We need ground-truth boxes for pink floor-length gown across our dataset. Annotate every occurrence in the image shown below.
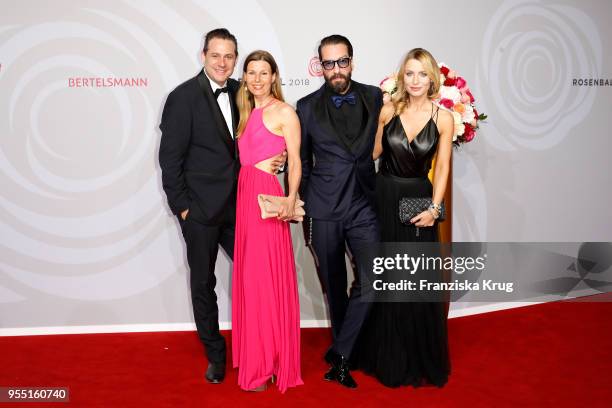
[232,104,303,393]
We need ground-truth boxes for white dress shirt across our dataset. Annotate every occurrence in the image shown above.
[205,70,234,139]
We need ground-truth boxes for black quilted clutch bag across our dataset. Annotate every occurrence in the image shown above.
[398,197,445,225]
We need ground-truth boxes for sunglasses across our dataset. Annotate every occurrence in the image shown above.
[320,57,351,70]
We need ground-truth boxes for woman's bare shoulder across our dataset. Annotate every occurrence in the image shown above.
[280,101,299,119]
[437,107,453,126]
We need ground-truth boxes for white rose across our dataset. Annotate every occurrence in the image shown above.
[440,85,461,104]
[381,76,397,94]
[451,111,464,138]
[454,122,465,137]
[462,105,475,123]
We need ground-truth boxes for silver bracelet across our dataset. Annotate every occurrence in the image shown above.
[427,207,439,220]
[429,202,442,212]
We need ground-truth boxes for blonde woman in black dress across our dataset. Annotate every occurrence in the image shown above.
[360,48,453,387]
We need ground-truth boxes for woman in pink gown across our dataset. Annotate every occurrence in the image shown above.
[232,50,303,393]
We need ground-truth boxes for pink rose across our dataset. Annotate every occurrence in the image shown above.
[464,123,475,142]
[439,98,454,109]
[465,89,475,103]
[456,77,467,89]
[460,92,471,104]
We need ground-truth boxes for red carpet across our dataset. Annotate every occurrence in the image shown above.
[1,300,611,407]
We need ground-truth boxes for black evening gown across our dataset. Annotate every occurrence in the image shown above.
[359,106,450,388]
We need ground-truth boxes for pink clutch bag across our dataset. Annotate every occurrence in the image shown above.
[257,194,305,222]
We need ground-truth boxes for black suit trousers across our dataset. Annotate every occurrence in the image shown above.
[179,208,235,364]
[311,194,379,358]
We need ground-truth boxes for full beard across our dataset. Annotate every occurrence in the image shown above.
[325,72,352,94]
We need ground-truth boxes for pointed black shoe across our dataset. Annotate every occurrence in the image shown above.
[324,347,334,364]
[324,350,357,389]
[205,361,226,384]
[326,346,358,370]
[324,365,338,381]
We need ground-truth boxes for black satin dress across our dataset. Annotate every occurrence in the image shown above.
[358,106,450,388]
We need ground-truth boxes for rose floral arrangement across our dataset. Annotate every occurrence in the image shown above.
[380,75,398,103]
[379,63,487,145]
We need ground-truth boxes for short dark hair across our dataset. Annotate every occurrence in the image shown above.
[203,28,238,56]
[317,34,353,61]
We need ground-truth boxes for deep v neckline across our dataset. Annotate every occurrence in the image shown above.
[397,115,433,145]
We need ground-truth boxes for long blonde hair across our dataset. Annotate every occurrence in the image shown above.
[236,50,284,137]
[392,48,441,115]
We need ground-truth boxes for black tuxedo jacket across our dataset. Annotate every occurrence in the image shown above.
[159,71,240,224]
[297,81,383,220]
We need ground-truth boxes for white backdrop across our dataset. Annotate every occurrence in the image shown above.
[1,0,611,334]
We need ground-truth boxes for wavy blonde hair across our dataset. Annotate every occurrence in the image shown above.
[236,50,284,137]
[392,48,441,115]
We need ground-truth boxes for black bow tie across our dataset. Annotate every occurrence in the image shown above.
[214,87,228,98]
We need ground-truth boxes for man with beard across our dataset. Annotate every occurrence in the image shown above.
[297,34,382,389]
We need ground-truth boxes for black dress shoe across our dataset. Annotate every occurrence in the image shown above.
[324,350,357,389]
[324,347,334,364]
[326,347,358,370]
[324,365,337,381]
[205,361,226,384]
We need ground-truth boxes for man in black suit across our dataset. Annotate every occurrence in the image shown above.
[159,28,238,384]
[159,28,284,384]
[297,35,382,388]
